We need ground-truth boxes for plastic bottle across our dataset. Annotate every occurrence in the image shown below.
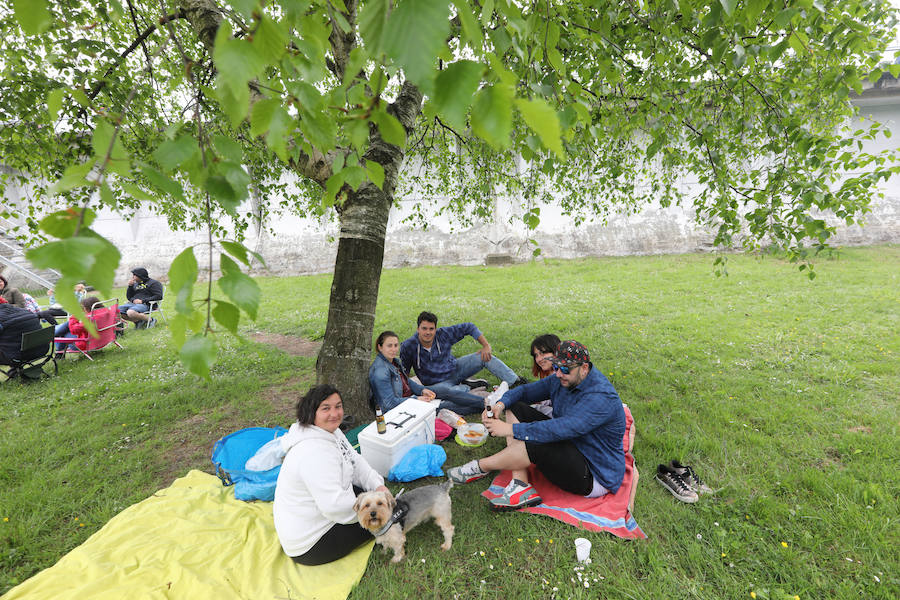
[485,381,509,418]
[375,406,387,434]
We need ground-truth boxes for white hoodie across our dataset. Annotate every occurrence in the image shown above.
[272,422,384,557]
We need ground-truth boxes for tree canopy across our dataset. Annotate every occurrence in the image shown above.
[1,0,897,411]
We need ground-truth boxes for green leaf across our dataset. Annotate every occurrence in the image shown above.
[359,0,391,56]
[773,7,800,29]
[216,78,250,128]
[168,247,198,315]
[382,0,449,88]
[39,208,97,239]
[153,135,199,172]
[141,165,184,201]
[213,135,243,163]
[471,84,513,149]
[253,15,288,64]
[119,183,154,203]
[371,109,407,147]
[733,45,746,69]
[212,300,241,335]
[745,0,769,24]
[46,88,64,119]
[719,0,735,17]
[92,119,130,176]
[218,255,261,319]
[48,162,93,195]
[13,0,51,35]
[452,0,481,49]
[366,161,385,189]
[213,21,266,95]
[230,0,257,20]
[433,60,484,130]
[220,240,251,266]
[481,0,495,28]
[205,175,241,215]
[515,97,564,158]
[180,334,216,379]
[250,98,278,138]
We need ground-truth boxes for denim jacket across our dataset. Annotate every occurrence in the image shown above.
[368,353,426,411]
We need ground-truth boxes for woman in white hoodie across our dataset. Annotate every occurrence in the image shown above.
[273,384,388,565]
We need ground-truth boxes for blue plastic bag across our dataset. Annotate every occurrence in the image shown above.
[211,427,287,501]
[387,444,447,482]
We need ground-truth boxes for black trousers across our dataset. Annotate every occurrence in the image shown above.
[290,486,373,566]
[509,403,594,496]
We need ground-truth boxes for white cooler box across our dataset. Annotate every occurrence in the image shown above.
[358,400,436,476]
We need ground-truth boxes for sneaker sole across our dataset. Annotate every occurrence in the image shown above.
[655,475,698,503]
[489,495,543,511]
[449,472,490,485]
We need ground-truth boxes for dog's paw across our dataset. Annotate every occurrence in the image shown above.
[440,541,452,551]
[390,553,405,563]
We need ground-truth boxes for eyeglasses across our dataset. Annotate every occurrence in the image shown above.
[552,363,581,374]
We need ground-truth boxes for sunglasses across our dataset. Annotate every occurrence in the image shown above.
[552,363,581,374]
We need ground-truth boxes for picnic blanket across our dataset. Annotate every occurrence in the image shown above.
[2,470,373,600]
[481,405,646,540]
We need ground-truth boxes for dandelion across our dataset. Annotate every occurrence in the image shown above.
[479,551,485,556]
[549,539,553,544]
[507,563,512,567]
[535,538,540,543]
[517,538,523,542]
[745,514,750,519]
[74,517,79,521]
[751,592,756,599]
[781,541,788,548]
[721,553,726,557]
[79,523,85,527]
[793,596,799,600]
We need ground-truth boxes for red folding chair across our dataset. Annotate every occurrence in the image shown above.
[53,299,124,360]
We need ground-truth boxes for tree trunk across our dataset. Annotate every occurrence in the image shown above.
[316,182,391,417]
[316,82,423,418]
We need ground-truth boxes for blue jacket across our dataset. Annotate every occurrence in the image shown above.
[502,365,626,493]
[399,322,482,385]
[368,353,426,411]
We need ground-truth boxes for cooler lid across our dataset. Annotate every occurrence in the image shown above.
[362,400,434,443]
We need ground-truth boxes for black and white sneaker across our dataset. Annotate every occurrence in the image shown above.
[655,464,698,503]
[147,317,158,329]
[670,460,712,495]
[463,378,489,390]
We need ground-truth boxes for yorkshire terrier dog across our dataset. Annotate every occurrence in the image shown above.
[354,480,454,563]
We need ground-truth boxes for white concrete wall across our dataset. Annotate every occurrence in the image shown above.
[3,92,899,286]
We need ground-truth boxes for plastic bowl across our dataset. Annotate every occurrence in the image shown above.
[455,423,489,447]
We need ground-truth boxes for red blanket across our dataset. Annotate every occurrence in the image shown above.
[481,405,646,540]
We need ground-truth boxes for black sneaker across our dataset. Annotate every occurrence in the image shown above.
[463,378,489,390]
[670,460,712,494]
[134,320,146,330]
[147,317,158,329]
[510,376,529,389]
[655,464,698,503]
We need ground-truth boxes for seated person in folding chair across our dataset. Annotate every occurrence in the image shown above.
[0,298,43,369]
[119,267,163,329]
[55,296,104,355]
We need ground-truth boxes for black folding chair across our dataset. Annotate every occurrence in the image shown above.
[0,326,58,381]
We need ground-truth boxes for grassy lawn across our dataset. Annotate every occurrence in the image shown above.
[1,245,898,599]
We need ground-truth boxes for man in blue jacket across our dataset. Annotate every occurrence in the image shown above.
[399,311,524,414]
[447,340,626,511]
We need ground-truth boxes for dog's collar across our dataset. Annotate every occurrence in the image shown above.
[373,498,409,536]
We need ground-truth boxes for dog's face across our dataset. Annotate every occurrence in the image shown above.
[353,490,395,533]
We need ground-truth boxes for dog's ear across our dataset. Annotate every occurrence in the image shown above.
[352,495,364,514]
[383,490,395,509]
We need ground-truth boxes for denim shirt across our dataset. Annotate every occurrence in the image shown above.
[368,353,425,412]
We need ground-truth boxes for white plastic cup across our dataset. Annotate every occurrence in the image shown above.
[574,537,592,563]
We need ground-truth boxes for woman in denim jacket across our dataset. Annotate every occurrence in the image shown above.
[368,330,436,412]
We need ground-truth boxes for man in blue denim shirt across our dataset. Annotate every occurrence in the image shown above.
[399,311,524,414]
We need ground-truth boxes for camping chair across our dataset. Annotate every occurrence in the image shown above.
[0,325,58,381]
[54,299,124,361]
[146,285,167,325]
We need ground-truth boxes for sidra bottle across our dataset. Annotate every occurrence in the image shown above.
[374,406,387,434]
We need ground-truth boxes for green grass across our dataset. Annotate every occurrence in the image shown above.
[2,245,898,599]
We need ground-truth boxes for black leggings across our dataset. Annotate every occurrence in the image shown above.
[510,403,594,496]
[290,487,373,566]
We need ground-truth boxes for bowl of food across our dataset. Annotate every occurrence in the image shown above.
[455,423,489,447]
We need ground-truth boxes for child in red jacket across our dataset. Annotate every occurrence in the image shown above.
[55,296,104,353]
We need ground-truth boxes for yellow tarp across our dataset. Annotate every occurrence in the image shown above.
[2,470,373,600]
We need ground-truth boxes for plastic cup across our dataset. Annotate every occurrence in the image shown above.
[574,537,591,563]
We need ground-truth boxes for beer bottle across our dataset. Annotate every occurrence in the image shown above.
[375,406,387,434]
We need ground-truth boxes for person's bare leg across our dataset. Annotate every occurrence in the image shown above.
[127,309,150,324]
[478,409,531,484]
